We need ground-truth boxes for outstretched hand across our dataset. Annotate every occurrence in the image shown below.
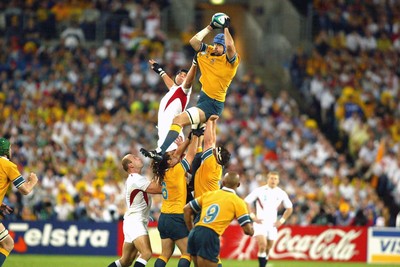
[192,123,205,137]
[0,203,14,216]
[223,16,230,28]
[149,59,165,76]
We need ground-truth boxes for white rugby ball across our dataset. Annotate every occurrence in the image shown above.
[211,13,228,29]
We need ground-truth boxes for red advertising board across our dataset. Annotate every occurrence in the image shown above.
[220,224,368,262]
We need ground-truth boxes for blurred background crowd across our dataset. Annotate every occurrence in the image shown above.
[0,0,399,227]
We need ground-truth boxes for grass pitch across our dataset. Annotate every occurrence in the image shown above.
[4,255,399,267]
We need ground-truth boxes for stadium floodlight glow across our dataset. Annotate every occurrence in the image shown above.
[210,0,225,5]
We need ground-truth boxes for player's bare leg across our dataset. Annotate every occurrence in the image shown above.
[197,256,218,267]
[132,235,152,267]
[154,238,174,267]
[175,237,191,267]
[107,241,138,267]
[264,239,274,266]
[191,255,198,267]
[0,223,13,267]
[256,235,268,267]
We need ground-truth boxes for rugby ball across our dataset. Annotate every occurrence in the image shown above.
[211,13,228,29]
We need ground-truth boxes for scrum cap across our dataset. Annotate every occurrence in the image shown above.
[213,33,226,53]
[0,137,10,157]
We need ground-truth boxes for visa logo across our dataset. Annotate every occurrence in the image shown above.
[380,239,400,253]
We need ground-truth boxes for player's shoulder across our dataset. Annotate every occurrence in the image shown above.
[275,186,289,196]
[0,157,16,167]
[128,173,147,183]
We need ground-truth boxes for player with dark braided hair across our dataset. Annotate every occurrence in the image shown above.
[150,131,200,267]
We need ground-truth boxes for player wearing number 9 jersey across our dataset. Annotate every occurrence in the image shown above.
[183,172,254,267]
[151,134,199,267]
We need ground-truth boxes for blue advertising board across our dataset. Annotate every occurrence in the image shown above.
[3,221,118,255]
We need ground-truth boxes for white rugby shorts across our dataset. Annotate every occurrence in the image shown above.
[253,222,278,240]
[123,215,149,243]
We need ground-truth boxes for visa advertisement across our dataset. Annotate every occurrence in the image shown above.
[3,221,118,255]
[368,227,400,264]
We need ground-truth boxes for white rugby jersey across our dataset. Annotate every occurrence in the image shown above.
[124,173,152,219]
[244,185,293,226]
[157,84,191,151]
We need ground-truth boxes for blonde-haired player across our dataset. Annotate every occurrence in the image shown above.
[141,13,239,162]
[107,153,162,267]
[244,171,293,267]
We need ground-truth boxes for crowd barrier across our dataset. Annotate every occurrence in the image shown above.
[3,221,399,264]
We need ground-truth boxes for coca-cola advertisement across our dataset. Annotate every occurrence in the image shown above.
[220,225,368,262]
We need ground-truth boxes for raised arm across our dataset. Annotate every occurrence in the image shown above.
[203,115,218,150]
[190,25,213,52]
[184,134,199,165]
[224,27,237,61]
[182,61,197,89]
[149,59,174,89]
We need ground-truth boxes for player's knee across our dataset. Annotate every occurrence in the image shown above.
[0,231,14,252]
[266,246,273,254]
[140,249,153,261]
[258,246,267,253]
[185,107,201,125]
[4,240,14,253]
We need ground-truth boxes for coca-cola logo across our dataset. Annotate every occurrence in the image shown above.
[271,228,362,261]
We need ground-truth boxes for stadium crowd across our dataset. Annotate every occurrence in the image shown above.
[0,0,398,227]
[290,0,400,224]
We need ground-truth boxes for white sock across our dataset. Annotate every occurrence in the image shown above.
[258,252,267,258]
[136,258,147,266]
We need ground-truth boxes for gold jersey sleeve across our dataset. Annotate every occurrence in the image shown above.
[0,157,24,203]
[197,45,240,102]
[194,189,251,236]
[160,159,190,214]
[194,148,222,199]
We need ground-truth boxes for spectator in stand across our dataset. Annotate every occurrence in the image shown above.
[334,202,354,226]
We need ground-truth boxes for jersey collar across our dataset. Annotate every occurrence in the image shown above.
[221,187,236,194]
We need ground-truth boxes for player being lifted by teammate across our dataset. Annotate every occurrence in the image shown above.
[141,13,239,162]
[149,59,197,152]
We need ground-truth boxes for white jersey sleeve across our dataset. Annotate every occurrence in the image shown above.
[281,188,293,209]
[244,187,261,204]
[124,173,152,218]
